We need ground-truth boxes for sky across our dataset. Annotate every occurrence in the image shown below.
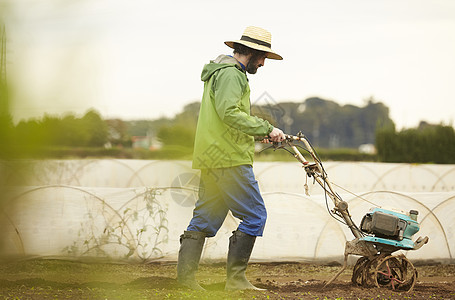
[2,0,455,129]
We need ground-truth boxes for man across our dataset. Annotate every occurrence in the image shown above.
[177,26,286,291]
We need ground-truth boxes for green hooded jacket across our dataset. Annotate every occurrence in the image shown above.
[192,55,274,169]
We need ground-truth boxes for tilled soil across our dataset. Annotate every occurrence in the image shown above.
[0,259,453,299]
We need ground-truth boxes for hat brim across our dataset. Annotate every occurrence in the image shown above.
[225,40,283,60]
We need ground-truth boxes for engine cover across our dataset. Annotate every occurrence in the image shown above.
[360,208,418,241]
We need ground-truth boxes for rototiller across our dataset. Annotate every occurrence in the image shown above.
[260,132,429,292]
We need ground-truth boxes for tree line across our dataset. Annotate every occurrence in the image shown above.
[251,96,394,148]
[1,109,108,158]
[1,98,454,163]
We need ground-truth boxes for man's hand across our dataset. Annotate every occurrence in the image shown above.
[268,127,286,142]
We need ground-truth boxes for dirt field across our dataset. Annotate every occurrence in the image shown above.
[0,258,453,299]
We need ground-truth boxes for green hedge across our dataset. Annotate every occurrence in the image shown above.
[3,145,376,162]
[376,124,455,164]
[255,147,376,162]
[3,145,193,160]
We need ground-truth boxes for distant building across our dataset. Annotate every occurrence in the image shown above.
[132,134,162,150]
[358,143,376,154]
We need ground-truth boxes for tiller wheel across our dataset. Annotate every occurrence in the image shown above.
[352,254,417,292]
[374,254,417,291]
[351,256,369,285]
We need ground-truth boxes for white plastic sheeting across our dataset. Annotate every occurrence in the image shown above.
[2,160,455,193]
[1,160,454,263]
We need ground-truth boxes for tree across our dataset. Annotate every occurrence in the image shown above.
[106,118,131,147]
[81,109,109,147]
[157,124,195,148]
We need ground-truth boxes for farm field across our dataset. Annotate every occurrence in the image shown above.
[0,258,453,299]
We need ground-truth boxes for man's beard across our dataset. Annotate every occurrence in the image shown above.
[246,60,259,74]
[246,54,262,74]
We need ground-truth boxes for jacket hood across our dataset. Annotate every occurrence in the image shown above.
[201,55,244,82]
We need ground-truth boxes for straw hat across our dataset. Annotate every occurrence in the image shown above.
[225,26,283,60]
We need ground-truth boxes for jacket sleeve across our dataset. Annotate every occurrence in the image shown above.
[212,67,274,136]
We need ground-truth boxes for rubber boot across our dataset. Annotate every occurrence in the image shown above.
[177,230,206,290]
[225,230,266,290]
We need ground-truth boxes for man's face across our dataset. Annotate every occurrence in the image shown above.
[246,53,267,74]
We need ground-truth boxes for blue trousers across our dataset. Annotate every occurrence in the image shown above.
[187,165,267,237]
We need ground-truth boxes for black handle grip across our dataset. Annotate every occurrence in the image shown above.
[254,136,271,141]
